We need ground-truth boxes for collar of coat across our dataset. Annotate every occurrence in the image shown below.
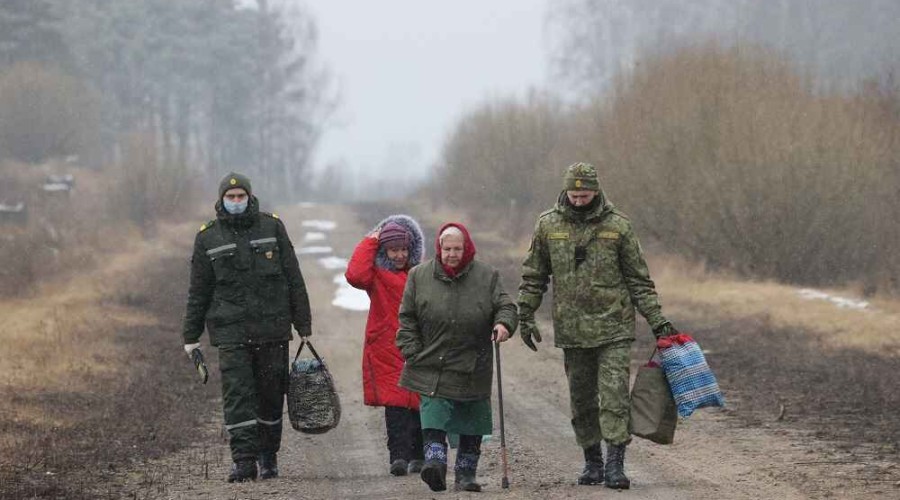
[554,189,614,222]
[430,258,474,282]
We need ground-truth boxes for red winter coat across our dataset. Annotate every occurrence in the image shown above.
[345,216,424,409]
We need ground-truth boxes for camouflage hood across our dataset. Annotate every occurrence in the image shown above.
[554,189,613,222]
[372,214,425,271]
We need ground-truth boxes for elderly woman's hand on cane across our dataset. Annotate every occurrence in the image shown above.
[492,324,510,343]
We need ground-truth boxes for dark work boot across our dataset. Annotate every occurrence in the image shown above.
[259,453,278,480]
[420,442,448,492]
[604,444,631,490]
[227,458,258,483]
[577,443,604,485]
[390,458,409,476]
[453,452,482,492]
[407,459,424,474]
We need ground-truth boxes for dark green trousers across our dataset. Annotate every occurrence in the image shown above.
[218,341,289,461]
[563,341,632,448]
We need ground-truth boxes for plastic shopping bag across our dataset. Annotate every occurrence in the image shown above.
[657,333,725,418]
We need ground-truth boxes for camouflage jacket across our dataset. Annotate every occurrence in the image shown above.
[517,190,668,348]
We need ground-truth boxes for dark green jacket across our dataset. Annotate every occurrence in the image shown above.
[396,259,517,401]
[518,190,668,348]
[181,198,311,346]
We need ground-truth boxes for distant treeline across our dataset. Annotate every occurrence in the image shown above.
[0,0,330,202]
[432,43,900,294]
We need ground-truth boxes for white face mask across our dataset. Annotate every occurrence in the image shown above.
[223,198,248,214]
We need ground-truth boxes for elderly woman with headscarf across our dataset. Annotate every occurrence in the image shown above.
[396,222,518,493]
[345,215,427,476]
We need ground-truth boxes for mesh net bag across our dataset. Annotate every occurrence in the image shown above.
[287,340,341,434]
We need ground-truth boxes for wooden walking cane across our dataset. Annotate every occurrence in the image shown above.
[494,339,510,488]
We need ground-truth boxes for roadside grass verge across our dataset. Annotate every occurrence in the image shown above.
[0,222,219,499]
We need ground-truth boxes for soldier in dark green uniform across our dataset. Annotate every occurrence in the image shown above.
[517,163,678,490]
[181,172,312,483]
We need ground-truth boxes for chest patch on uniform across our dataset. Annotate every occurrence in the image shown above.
[548,232,570,240]
[265,251,274,259]
[598,231,620,240]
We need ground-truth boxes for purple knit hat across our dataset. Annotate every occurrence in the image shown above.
[379,221,410,249]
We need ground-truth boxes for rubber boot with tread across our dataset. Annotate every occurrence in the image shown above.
[390,459,409,476]
[421,441,448,492]
[227,459,258,483]
[454,452,482,492]
[259,454,278,480]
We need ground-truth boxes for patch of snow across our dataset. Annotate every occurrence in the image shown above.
[303,232,326,242]
[332,273,369,311]
[798,288,869,310]
[302,220,337,231]
[0,202,24,212]
[318,256,348,270]
[297,246,333,255]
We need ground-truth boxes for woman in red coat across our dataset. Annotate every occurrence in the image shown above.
[345,214,426,476]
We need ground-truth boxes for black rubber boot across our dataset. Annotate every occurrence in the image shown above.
[259,453,278,480]
[227,458,258,483]
[390,458,409,476]
[604,444,631,490]
[421,441,448,492]
[407,459,424,474]
[454,452,482,492]
[577,443,604,485]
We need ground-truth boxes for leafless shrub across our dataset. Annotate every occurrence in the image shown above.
[109,133,196,235]
[597,42,900,291]
[435,43,900,293]
[437,93,573,237]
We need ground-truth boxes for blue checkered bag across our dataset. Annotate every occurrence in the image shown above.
[657,334,724,417]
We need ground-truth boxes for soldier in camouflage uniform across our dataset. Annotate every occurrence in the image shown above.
[182,173,312,483]
[517,163,678,490]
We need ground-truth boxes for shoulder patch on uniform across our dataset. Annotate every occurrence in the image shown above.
[598,231,620,240]
[199,220,215,232]
[548,232,570,240]
[260,211,280,220]
[609,208,631,221]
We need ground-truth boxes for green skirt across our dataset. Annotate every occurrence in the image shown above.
[419,395,492,436]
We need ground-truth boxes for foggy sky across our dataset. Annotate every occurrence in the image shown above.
[308,1,547,187]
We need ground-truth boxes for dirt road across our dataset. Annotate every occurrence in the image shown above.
[113,203,892,500]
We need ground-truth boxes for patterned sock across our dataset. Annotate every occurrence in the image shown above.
[424,442,447,464]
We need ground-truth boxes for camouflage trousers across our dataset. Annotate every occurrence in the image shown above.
[563,341,632,448]
[218,342,289,461]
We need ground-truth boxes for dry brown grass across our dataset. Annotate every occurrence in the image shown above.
[0,213,212,499]
[648,253,900,356]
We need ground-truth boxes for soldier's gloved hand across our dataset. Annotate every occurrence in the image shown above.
[653,322,678,339]
[184,342,201,358]
[294,326,312,339]
[519,316,542,352]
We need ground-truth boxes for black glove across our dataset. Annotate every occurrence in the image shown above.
[653,322,678,339]
[190,347,209,384]
[519,316,542,352]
